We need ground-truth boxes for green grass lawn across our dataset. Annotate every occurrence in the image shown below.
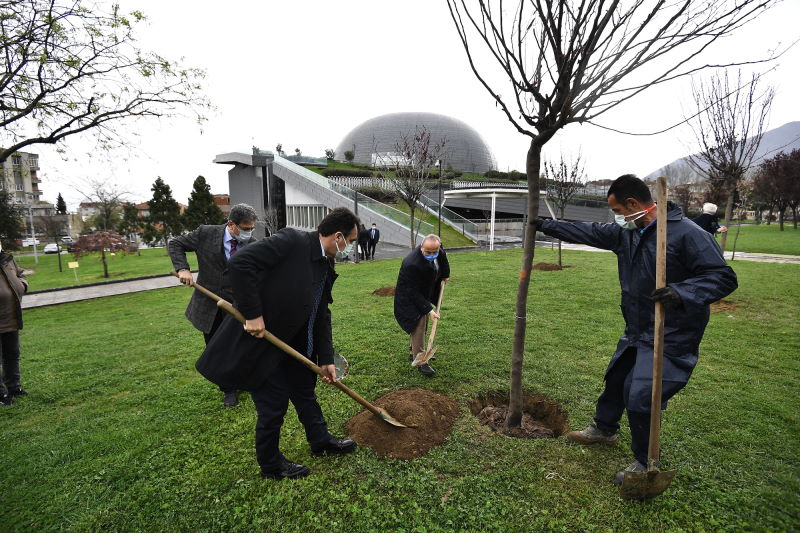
[390,200,476,247]
[723,223,800,255]
[2,248,798,531]
[15,248,195,291]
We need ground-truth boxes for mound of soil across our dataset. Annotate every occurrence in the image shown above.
[345,389,460,459]
[372,286,396,297]
[711,299,738,313]
[468,390,568,439]
[533,262,563,271]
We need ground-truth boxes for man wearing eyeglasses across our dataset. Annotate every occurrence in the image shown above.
[169,203,259,407]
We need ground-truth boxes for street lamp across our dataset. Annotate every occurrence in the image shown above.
[436,160,443,237]
[25,193,38,265]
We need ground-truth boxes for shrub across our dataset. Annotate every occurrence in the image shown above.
[355,186,398,203]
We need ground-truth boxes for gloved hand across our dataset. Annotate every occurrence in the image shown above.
[529,217,545,231]
[651,287,683,311]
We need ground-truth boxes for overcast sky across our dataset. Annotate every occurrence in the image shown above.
[38,0,800,210]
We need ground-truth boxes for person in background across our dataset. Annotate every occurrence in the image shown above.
[692,202,727,236]
[0,242,29,406]
[169,203,258,407]
[393,234,450,376]
[367,223,380,260]
[357,224,369,261]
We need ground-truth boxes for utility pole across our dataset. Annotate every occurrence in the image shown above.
[26,194,38,264]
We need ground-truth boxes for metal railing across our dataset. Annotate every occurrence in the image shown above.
[417,193,479,241]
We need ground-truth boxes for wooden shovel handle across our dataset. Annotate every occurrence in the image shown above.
[425,280,446,349]
[648,177,668,469]
[170,271,388,420]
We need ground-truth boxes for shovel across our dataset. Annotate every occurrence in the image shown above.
[411,280,446,367]
[619,176,677,500]
[172,272,411,428]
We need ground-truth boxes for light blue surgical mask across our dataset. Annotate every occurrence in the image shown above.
[335,234,353,259]
[235,230,253,241]
[423,252,439,261]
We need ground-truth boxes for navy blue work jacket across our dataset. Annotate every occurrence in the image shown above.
[541,202,737,412]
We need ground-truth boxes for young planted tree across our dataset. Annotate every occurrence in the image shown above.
[143,177,182,246]
[387,126,447,247]
[687,70,774,250]
[72,230,133,279]
[446,0,779,428]
[75,180,126,231]
[55,193,68,215]
[0,189,25,250]
[0,0,209,164]
[36,215,68,271]
[544,153,585,267]
[183,176,225,230]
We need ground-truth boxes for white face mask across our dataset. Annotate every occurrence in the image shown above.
[613,205,653,230]
[335,234,353,259]
[235,230,252,242]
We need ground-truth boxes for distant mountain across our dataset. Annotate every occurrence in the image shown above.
[644,121,800,183]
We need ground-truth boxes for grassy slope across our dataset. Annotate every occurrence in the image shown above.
[723,223,800,255]
[1,248,798,531]
[15,248,196,291]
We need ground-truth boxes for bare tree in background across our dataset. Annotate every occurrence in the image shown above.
[36,214,68,271]
[544,153,585,267]
[386,126,447,248]
[75,180,127,231]
[446,0,779,428]
[0,0,209,164]
[263,208,280,237]
[688,70,774,250]
[658,161,700,215]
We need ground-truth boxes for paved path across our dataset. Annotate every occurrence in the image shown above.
[20,243,798,310]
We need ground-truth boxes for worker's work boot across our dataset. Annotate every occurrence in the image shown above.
[565,423,619,445]
[612,460,647,486]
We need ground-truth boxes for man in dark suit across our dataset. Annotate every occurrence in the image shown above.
[169,203,258,407]
[394,234,450,376]
[367,223,380,259]
[357,224,369,261]
[199,207,359,480]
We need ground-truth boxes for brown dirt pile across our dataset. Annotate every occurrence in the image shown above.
[533,262,563,271]
[711,299,738,312]
[345,389,460,459]
[372,286,396,297]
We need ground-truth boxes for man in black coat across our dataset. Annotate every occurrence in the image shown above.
[198,207,360,480]
[357,224,369,261]
[169,203,257,407]
[531,174,737,485]
[367,223,380,259]
[394,234,450,376]
[692,202,727,236]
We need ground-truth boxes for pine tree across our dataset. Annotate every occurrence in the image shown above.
[56,193,68,214]
[183,176,225,230]
[143,177,183,245]
[0,190,26,250]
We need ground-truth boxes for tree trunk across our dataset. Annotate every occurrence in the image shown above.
[766,207,773,225]
[779,207,785,231]
[101,249,109,278]
[505,139,542,428]
[718,180,735,251]
[409,206,416,248]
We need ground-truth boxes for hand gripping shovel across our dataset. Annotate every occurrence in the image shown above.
[411,280,446,367]
[619,177,677,500]
[171,272,410,428]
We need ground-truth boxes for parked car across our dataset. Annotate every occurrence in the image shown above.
[61,236,74,245]
[43,243,60,254]
[21,238,41,246]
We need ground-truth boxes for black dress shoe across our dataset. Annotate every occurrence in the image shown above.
[311,436,357,456]
[261,459,310,480]
[8,388,29,397]
[0,394,14,406]
[418,363,435,376]
[222,391,238,407]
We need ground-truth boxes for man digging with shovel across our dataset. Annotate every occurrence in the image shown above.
[531,174,737,491]
[394,234,450,376]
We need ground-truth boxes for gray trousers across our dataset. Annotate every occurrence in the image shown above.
[410,314,428,357]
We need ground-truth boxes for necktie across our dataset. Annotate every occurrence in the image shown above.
[229,238,237,258]
[306,266,329,359]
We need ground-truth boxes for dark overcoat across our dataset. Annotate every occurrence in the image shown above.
[168,225,255,333]
[692,213,720,235]
[0,252,27,331]
[196,228,336,391]
[394,246,450,334]
[541,202,737,413]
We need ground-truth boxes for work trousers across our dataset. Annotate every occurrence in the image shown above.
[410,314,428,359]
[592,347,652,466]
[250,354,330,471]
[0,330,21,396]
[203,309,235,395]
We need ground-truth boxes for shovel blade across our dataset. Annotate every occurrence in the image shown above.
[377,407,413,428]
[411,347,436,367]
[619,469,677,500]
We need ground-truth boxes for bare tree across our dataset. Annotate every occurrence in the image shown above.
[687,70,774,250]
[263,208,281,237]
[544,152,585,267]
[75,180,127,231]
[446,0,779,428]
[0,0,209,164]
[386,126,447,247]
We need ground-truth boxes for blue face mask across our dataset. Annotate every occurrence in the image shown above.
[423,252,439,261]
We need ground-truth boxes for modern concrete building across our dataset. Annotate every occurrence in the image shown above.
[335,112,497,174]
